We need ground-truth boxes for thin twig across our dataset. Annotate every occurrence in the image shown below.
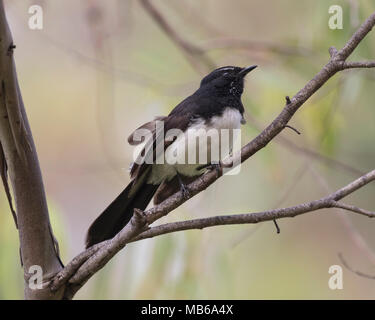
[273,220,281,234]
[343,60,375,69]
[284,125,301,135]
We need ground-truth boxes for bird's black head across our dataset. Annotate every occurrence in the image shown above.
[199,65,257,98]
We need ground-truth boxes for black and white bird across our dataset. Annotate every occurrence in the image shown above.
[85,65,257,248]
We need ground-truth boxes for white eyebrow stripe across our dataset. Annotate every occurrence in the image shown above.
[217,67,235,71]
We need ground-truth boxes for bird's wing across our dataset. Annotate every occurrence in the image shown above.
[128,114,192,181]
[127,116,166,145]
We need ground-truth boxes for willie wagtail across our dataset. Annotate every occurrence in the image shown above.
[85,65,257,248]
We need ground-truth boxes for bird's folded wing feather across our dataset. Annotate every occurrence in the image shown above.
[128,114,192,181]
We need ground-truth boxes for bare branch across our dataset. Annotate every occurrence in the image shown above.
[58,209,149,299]
[335,13,375,61]
[309,165,375,266]
[140,11,375,227]
[231,162,310,247]
[330,201,375,218]
[54,164,375,297]
[329,46,338,58]
[343,60,375,69]
[50,242,106,292]
[50,10,375,299]
[130,170,375,242]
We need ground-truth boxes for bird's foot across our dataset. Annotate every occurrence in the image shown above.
[197,162,222,175]
[176,173,191,199]
[206,162,222,178]
[180,183,191,199]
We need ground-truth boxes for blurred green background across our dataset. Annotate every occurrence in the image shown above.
[0,0,375,299]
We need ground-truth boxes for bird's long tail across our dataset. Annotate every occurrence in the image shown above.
[85,177,159,248]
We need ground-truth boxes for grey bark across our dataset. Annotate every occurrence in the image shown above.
[0,0,63,299]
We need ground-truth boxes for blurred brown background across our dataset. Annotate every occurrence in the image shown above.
[0,0,375,299]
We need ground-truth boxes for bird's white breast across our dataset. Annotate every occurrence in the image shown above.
[208,107,243,130]
[148,107,243,184]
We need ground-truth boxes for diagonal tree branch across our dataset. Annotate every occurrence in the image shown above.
[131,170,375,242]
[52,169,375,296]
[309,165,375,265]
[138,0,369,179]
[48,11,375,299]
[310,166,375,279]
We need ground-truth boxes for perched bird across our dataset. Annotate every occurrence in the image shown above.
[85,65,257,248]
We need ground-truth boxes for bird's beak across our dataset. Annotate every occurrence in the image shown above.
[237,65,257,78]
